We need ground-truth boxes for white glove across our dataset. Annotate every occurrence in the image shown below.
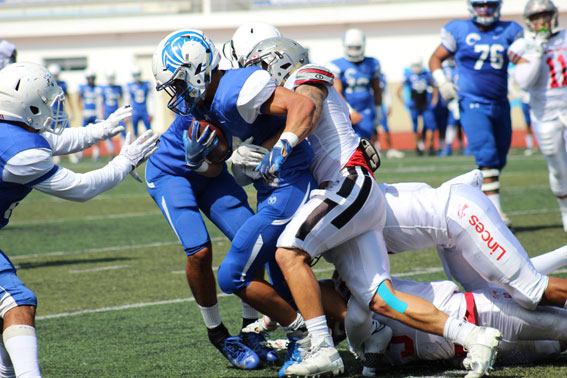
[90,105,132,141]
[230,137,269,169]
[119,130,159,168]
[432,69,457,102]
[231,163,260,186]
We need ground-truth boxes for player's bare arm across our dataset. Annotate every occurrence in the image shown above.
[262,86,315,143]
[295,82,328,137]
[429,44,451,72]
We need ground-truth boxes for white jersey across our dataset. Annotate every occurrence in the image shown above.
[376,277,567,366]
[508,30,567,122]
[284,64,360,185]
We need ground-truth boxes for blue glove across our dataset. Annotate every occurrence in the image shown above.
[183,120,218,169]
[255,138,293,183]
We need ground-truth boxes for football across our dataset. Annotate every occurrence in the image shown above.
[188,120,230,164]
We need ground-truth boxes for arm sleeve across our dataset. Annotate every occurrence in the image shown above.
[440,26,457,54]
[513,59,544,90]
[32,155,132,202]
[42,125,103,155]
[236,70,277,124]
[2,148,57,185]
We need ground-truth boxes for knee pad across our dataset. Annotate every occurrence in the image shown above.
[216,261,245,295]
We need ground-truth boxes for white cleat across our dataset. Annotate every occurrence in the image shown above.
[462,327,502,378]
[441,169,484,189]
[498,210,512,228]
[386,148,405,159]
[242,316,279,333]
[283,336,344,378]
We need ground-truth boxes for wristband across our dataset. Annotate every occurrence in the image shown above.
[432,68,448,86]
[280,131,299,148]
[194,161,209,173]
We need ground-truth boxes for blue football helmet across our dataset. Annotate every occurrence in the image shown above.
[152,29,220,116]
[468,0,502,26]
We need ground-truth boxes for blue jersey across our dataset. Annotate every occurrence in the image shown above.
[328,56,381,114]
[192,67,314,192]
[0,123,58,229]
[441,19,523,103]
[57,80,68,96]
[403,69,435,110]
[101,84,123,117]
[78,84,101,118]
[127,81,152,114]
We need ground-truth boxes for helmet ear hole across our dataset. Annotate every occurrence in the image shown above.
[30,106,40,115]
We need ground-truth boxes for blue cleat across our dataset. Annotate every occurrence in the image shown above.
[214,336,260,369]
[278,336,306,377]
[241,331,279,365]
[438,146,452,157]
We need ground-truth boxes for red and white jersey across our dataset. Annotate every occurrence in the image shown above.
[284,64,360,185]
[380,182,452,253]
[508,30,567,122]
[377,278,567,366]
[376,278,465,365]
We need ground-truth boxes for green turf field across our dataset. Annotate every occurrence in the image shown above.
[1,150,566,377]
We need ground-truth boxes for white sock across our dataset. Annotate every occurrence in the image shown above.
[557,197,567,232]
[240,300,258,320]
[444,125,457,146]
[443,317,476,346]
[91,144,100,161]
[198,303,222,329]
[530,245,567,275]
[487,193,502,213]
[525,133,534,149]
[3,325,41,378]
[283,313,305,332]
[305,316,334,347]
[0,337,14,378]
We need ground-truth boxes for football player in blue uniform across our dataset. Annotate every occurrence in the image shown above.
[0,39,16,69]
[429,0,523,226]
[397,58,438,156]
[78,70,104,161]
[101,70,125,153]
[149,29,316,369]
[126,66,153,137]
[328,29,382,142]
[0,62,157,378]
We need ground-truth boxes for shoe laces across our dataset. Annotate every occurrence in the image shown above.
[243,331,269,350]
[222,336,251,360]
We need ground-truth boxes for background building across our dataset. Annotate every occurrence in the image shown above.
[2,0,565,140]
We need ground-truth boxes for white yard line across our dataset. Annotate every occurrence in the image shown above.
[69,265,132,273]
[9,211,162,226]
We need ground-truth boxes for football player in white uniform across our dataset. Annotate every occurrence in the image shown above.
[508,0,567,232]
[336,275,567,376]
[240,37,503,378]
[0,62,158,378]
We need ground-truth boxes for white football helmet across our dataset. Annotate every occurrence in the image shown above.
[222,22,282,68]
[409,57,424,74]
[153,29,220,116]
[0,62,68,134]
[343,28,366,62]
[244,37,309,85]
[105,69,116,85]
[47,63,61,77]
[0,40,17,70]
[523,0,558,37]
[468,0,502,26]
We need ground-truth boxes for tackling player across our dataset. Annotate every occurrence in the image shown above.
[0,62,158,378]
[508,0,567,232]
[241,36,503,378]
[429,0,523,227]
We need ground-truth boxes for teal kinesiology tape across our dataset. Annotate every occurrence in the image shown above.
[377,281,408,313]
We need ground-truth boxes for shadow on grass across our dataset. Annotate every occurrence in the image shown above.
[15,257,133,270]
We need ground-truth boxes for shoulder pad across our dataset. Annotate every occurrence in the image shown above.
[293,64,335,88]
